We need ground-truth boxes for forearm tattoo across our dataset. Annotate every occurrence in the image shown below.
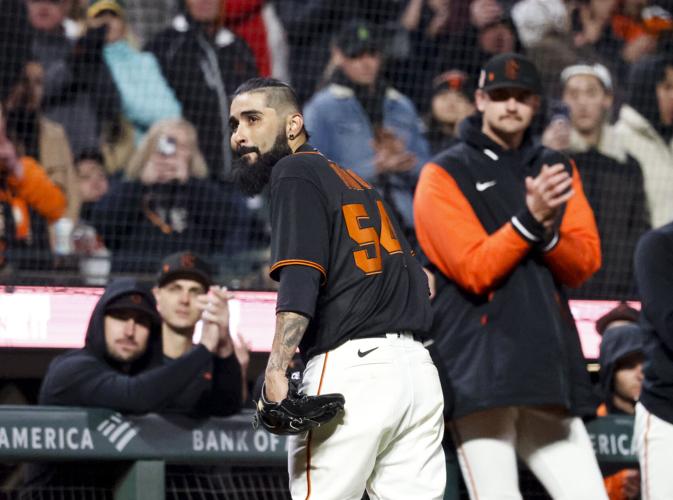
[266,312,308,375]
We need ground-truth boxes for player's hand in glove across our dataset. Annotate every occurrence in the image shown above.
[253,382,345,435]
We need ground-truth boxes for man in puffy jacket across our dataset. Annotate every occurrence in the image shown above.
[415,52,607,499]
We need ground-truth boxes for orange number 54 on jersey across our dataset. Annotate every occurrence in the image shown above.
[342,200,403,275]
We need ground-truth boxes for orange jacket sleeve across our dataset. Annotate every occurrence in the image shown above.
[542,161,601,287]
[8,157,67,223]
[604,469,636,500]
[414,162,532,295]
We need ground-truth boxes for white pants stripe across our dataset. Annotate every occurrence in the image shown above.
[450,406,608,500]
[634,402,673,500]
[288,333,446,500]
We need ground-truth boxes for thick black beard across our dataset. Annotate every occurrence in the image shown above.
[232,131,292,197]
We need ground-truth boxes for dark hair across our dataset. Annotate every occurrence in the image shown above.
[233,78,301,113]
[0,0,32,104]
[75,148,105,167]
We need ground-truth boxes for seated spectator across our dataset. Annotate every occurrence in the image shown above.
[424,70,475,155]
[145,0,258,180]
[511,0,581,98]
[4,59,81,221]
[75,148,109,221]
[70,148,110,283]
[86,0,182,144]
[304,19,430,245]
[389,0,452,108]
[0,102,66,272]
[569,0,654,84]
[89,118,264,274]
[614,55,673,228]
[26,276,237,490]
[1,0,65,272]
[26,0,122,161]
[611,0,669,63]
[546,63,650,298]
[597,307,644,418]
[153,251,245,411]
[597,310,644,500]
[437,0,519,86]
[275,0,406,105]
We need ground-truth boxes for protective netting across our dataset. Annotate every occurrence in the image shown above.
[165,465,292,500]
[0,0,671,298]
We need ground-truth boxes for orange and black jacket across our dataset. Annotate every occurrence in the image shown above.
[0,157,66,268]
[414,114,601,419]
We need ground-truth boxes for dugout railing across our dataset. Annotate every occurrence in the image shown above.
[0,406,636,499]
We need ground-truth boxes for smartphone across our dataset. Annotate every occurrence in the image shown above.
[548,100,570,125]
[157,134,177,157]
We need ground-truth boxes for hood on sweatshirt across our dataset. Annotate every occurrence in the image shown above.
[85,277,163,373]
[598,323,644,408]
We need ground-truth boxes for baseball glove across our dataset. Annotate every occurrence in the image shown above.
[253,383,345,435]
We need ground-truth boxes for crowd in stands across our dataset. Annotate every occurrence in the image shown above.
[0,0,672,296]
[1,0,673,495]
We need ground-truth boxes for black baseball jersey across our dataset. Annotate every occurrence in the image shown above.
[269,144,433,358]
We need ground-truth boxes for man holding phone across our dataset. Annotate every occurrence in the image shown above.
[414,53,607,499]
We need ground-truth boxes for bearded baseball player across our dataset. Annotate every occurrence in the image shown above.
[414,53,607,499]
[229,77,446,499]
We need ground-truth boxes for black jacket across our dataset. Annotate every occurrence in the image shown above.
[635,221,673,424]
[415,115,601,419]
[145,14,258,180]
[39,278,241,415]
[89,178,267,274]
[598,323,644,412]
[29,278,241,491]
[568,149,650,299]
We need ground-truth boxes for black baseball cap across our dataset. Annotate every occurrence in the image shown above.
[105,292,159,323]
[432,70,474,100]
[478,53,543,95]
[156,251,213,290]
[595,302,640,335]
[333,19,381,58]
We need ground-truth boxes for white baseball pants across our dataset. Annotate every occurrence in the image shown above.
[288,333,446,500]
[449,406,608,500]
[634,402,673,500]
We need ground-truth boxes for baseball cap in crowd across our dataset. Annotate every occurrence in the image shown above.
[478,52,543,95]
[156,251,213,290]
[105,292,159,323]
[560,63,613,92]
[87,0,125,19]
[333,19,382,58]
[595,302,640,336]
[432,70,474,100]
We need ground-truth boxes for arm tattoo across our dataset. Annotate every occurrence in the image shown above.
[266,312,309,376]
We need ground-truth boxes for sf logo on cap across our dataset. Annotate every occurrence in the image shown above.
[180,253,196,269]
[130,294,142,304]
[505,59,520,80]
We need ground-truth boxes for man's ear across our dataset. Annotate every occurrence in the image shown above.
[152,287,161,311]
[331,46,345,67]
[287,113,304,139]
[475,89,488,113]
